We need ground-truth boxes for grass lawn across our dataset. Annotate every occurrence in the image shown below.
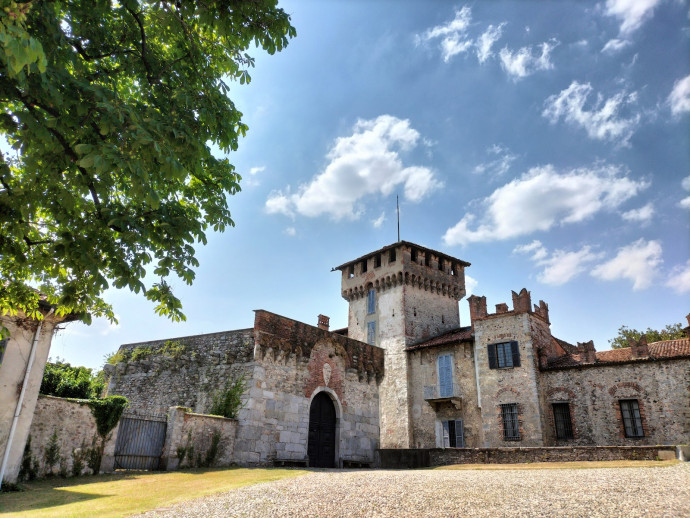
[0,467,308,518]
[434,460,680,470]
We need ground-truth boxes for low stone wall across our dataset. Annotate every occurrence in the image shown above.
[378,446,681,468]
[162,407,237,470]
[23,395,119,478]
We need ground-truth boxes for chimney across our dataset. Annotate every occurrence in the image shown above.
[317,314,330,331]
[495,303,509,314]
[630,335,649,359]
[577,340,597,363]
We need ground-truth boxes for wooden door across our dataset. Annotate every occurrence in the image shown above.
[307,392,336,468]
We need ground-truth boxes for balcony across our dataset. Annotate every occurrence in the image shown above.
[423,384,462,410]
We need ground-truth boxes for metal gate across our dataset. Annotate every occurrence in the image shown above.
[114,413,167,470]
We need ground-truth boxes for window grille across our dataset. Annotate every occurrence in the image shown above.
[620,399,644,438]
[552,403,573,440]
[366,321,376,345]
[367,289,375,314]
[488,342,520,369]
[500,403,520,441]
[437,354,453,397]
[442,419,464,448]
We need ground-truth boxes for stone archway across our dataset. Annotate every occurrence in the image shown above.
[307,391,336,468]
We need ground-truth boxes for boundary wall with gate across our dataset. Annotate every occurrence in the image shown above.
[21,397,237,480]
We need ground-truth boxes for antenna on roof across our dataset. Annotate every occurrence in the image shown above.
[397,195,400,242]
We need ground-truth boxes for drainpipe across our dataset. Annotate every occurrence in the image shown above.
[473,342,481,409]
[0,309,53,486]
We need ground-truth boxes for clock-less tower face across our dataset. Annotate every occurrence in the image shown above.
[334,241,470,448]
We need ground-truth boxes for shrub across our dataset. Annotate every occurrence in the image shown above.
[209,374,247,419]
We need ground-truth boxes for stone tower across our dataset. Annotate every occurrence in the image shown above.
[334,241,470,448]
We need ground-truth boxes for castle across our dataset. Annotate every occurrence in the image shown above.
[106,241,690,467]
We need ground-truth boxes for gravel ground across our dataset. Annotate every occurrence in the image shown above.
[140,463,690,518]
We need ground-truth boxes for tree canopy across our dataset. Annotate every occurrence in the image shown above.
[0,0,295,325]
[608,322,686,349]
[40,358,104,399]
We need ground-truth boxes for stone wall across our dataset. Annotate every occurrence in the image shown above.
[238,311,382,466]
[474,309,547,447]
[378,445,680,468]
[106,329,255,415]
[162,407,236,470]
[23,396,119,478]
[541,359,690,446]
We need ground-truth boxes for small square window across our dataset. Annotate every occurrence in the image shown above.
[366,321,376,345]
[500,403,520,441]
[553,402,573,440]
[620,399,644,438]
[488,342,520,369]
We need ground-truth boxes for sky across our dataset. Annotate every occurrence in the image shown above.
[52,0,690,371]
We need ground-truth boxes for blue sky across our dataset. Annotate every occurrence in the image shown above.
[54,0,690,370]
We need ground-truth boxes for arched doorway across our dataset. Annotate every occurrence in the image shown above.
[308,392,336,468]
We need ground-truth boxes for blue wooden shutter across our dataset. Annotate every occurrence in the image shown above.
[438,354,453,397]
[488,344,497,369]
[366,321,376,345]
[367,289,375,314]
[511,341,520,367]
[441,420,450,447]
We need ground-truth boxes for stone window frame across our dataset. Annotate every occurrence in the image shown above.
[499,403,521,441]
[488,341,520,369]
[618,399,645,439]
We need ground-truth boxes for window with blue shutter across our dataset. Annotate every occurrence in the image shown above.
[437,354,453,397]
[366,321,376,345]
[367,289,375,314]
[441,419,464,448]
[488,341,519,369]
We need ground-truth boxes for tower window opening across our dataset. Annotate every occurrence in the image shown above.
[361,260,367,273]
[389,248,396,262]
[411,248,418,263]
[425,253,431,267]
[374,254,382,268]
[438,258,444,271]
[348,265,354,279]
[450,263,456,276]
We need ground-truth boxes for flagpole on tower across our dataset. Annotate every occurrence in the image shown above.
[397,195,400,242]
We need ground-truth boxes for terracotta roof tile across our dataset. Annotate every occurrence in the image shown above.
[405,326,473,351]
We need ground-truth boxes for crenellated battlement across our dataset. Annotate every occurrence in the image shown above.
[468,288,550,325]
[335,241,470,302]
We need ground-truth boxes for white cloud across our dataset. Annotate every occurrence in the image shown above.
[420,7,473,62]
[591,238,662,290]
[443,165,649,246]
[543,81,640,145]
[666,260,690,294]
[465,275,478,296]
[244,166,265,187]
[601,38,631,54]
[476,23,505,63]
[283,226,296,237]
[372,211,386,228]
[499,39,558,79]
[473,144,517,176]
[514,241,602,285]
[668,74,690,116]
[249,166,265,176]
[682,176,690,191]
[680,176,690,209]
[604,0,662,36]
[621,202,654,223]
[265,115,441,221]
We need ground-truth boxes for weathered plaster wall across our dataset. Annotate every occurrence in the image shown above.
[105,329,255,415]
[541,359,690,446]
[474,311,547,447]
[0,314,61,484]
[22,396,119,478]
[162,407,236,469]
[407,342,482,448]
